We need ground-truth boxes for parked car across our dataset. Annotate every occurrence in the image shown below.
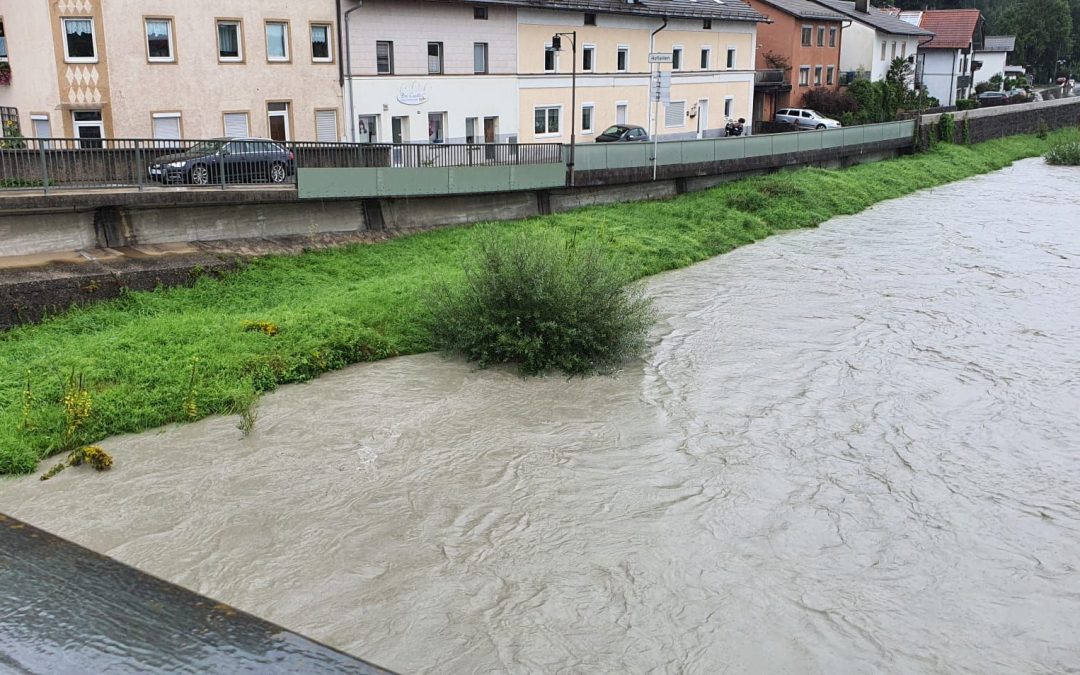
[977,91,1010,106]
[595,125,649,142]
[149,138,295,185]
[774,108,842,130]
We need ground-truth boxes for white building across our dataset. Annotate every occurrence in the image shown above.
[808,0,931,83]
[903,9,984,106]
[974,36,1015,88]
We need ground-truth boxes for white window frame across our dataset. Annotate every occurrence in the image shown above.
[726,46,737,70]
[672,45,683,71]
[473,41,488,74]
[310,23,332,63]
[616,45,629,72]
[799,65,810,86]
[582,44,596,72]
[544,43,557,73]
[144,18,175,63]
[62,17,98,63]
[826,65,835,85]
[72,110,104,143]
[534,104,562,138]
[216,20,243,62]
[801,25,812,47]
[265,21,290,62]
[814,65,823,86]
[581,102,595,134]
[615,101,629,125]
[880,40,887,61]
[315,108,339,142]
[0,19,7,62]
[31,115,52,146]
[665,99,686,128]
[151,112,182,144]
[222,111,250,137]
[700,46,711,70]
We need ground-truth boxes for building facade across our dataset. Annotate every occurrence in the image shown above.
[973,36,1015,88]
[342,0,766,145]
[0,0,344,142]
[906,9,984,106]
[809,0,931,84]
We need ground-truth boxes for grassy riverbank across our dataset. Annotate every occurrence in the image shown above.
[2,129,1077,475]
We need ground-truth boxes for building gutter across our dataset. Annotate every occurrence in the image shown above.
[344,1,363,142]
[336,0,345,88]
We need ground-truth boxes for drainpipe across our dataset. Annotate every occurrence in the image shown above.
[649,18,668,181]
[344,1,363,142]
[335,0,345,88]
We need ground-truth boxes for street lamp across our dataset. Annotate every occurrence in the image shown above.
[552,31,577,186]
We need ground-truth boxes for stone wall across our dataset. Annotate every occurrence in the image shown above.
[918,97,1080,147]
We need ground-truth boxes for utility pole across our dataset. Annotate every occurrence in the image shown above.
[553,31,577,186]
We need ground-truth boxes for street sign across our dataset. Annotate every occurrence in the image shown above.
[650,70,671,105]
[648,53,674,64]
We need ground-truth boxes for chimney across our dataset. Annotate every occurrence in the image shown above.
[855,0,869,12]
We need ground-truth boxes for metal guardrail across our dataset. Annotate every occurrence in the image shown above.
[0,137,563,194]
[754,69,788,85]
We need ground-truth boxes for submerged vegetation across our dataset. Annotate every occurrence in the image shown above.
[1,129,1077,475]
[1045,140,1080,165]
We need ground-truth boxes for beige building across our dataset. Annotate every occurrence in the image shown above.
[342,0,766,145]
[0,0,344,143]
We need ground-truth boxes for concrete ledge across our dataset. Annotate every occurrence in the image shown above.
[0,185,298,212]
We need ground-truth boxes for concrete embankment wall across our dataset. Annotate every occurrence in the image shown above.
[920,97,1080,145]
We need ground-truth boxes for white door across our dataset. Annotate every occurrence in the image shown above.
[315,109,338,142]
[616,103,628,125]
[696,99,708,138]
[223,112,250,137]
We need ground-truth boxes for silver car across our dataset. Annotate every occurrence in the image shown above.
[774,108,843,130]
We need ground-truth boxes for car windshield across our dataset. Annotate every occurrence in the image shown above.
[600,126,627,136]
[186,140,228,154]
[809,110,826,118]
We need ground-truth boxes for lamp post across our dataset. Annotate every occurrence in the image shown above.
[552,31,577,186]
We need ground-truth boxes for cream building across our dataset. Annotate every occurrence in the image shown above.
[342,0,766,145]
[0,0,344,143]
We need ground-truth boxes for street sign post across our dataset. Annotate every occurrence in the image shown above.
[648,52,674,64]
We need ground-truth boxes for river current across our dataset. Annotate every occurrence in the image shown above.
[2,158,1079,674]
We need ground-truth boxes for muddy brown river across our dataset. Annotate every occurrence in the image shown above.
[3,158,1080,674]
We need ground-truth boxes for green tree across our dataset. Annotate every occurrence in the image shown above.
[997,0,1072,81]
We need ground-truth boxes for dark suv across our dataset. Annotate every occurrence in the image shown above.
[148,138,295,185]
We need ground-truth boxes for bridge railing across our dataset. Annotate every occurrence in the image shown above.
[0,137,564,194]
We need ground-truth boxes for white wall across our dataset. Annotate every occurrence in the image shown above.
[974,51,1007,87]
[348,76,519,143]
[921,49,960,106]
[840,22,920,82]
[0,1,62,137]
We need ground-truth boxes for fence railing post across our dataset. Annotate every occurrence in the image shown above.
[37,139,50,196]
[134,139,144,192]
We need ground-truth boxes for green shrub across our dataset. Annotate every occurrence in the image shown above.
[956,99,978,111]
[425,228,654,376]
[938,113,956,143]
[1045,140,1080,165]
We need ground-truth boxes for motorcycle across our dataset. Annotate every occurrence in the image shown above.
[725,117,746,137]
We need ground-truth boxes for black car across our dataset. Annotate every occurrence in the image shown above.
[976,91,1010,107]
[595,124,649,143]
[148,138,295,185]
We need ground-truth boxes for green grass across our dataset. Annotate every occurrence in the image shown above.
[1045,139,1080,165]
[2,129,1076,475]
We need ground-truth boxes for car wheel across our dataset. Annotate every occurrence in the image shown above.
[269,161,288,184]
[816,124,826,130]
[189,164,210,186]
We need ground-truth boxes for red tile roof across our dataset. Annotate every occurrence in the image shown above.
[919,9,982,49]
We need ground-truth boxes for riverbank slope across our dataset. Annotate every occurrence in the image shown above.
[2,130,1077,474]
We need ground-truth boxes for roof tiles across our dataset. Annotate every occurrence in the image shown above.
[918,9,982,49]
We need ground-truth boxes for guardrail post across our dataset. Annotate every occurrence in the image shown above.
[220,149,226,190]
[38,139,50,196]
[135,139,144,192]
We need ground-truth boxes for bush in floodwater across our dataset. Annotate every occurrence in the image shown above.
[425,228,654,376]
[1045,140,1080,165]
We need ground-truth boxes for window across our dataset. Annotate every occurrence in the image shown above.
[703,19,713,30]
[0,20,7,60]
[376,41,393,74]
[62,18,97,62]
[427,42,443,74]
[311,24,331,62]
[726,48,736,69]
[582,45,595,71]
[901,42,906,58]
[581,104,594,133]
[428,112,445,143]
[617,46,628,72]
[880,41,886,60]
[544,44,556,72]
[223,112,249,137]
[474,7,488,20]
[799,66,810,86]
[31,115,51,145]
[534,106,560,136]
[72,110,103,148]
[265,22,289,61]
[817,26,825,47]
[152,112,181,141]
[465,117,478,143]
[584,13,596,26]
[616,102,628,124]
[357,114,377,143]
[829,27,837,47]
[826,65,835,85]
[665,100,685,128]
[700,48,711,69]
[473,42,488,74]
[672,47,682,70]
[144,18,174,62]
[724,97,734,117]
[801,26,812,47]
[891,41,897,60]
[315,109,338,142]
[1,107,18,136]
[217,21,242,61]
[814,65,822,85]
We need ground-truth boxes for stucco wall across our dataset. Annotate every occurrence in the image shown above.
[747,0,843,109]
[0,1,63,138]
[921,49,960,106]
[973,50,1006,87]
[840,23,919,81]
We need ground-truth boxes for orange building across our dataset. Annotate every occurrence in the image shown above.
[746,0,845,123]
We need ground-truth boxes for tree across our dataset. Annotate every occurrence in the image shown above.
[996,0,1072,81]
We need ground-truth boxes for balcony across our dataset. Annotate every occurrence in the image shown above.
[754,69,791,93]
[957,75,972,89]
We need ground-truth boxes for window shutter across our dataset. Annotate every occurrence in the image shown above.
[152,115,181,140]
[664,101,685,127]
[315,110,338,142]
[224,112,249,137]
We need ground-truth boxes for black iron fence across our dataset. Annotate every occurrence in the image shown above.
[0,137,564,193]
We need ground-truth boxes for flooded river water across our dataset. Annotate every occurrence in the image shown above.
[3,158,1080,674]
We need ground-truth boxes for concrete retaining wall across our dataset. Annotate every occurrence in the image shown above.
[920,97,1080,145]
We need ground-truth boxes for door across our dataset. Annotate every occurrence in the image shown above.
[72,110,104,149]
[800,110,813,129]
[484,117,497,160]
[696,99,708,138]
[616,103,628,125]
[391,116,406,144]
[267,102,290,142]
